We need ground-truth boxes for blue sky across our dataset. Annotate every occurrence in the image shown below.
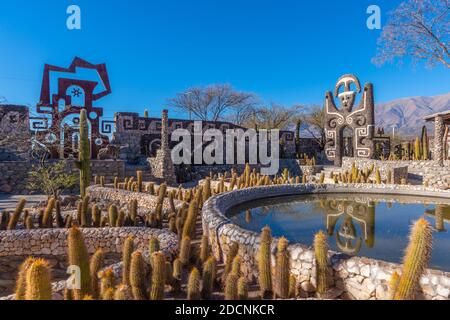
[0,0,449,120]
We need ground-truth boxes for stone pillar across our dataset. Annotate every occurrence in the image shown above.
[435,116,444,167]
[149,110,177,185]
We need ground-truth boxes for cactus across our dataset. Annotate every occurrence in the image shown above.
[68,226,92,299]
[237,277,248,300]
[129,199,138,226]
[25,259,52,300]
[274,237,290,299]
[102,288,115,300]
[187,267,201,300]
[199,235,210,265]
[100,268,116,298]
[182,200,198,239]
[414,137,421,160]
[223,242,239,283]
[150,252,165,300]
[55,200,64,228]
[136,171,143,192]
[172,258,182,293]
[122,236,134,285]
[42,197,55,228]
[375,169,382,184]
[295,120,301,158]
[224,273,239,300]
[7,198,27,230]
[165,261,174,286]
[319,173,325,184]
[201,257,216,299]
[89,249,104,299]
[114,177,119,189]
[130,251,147,300]
[179,236,191,265]
[289,274,297,299]
[15,257,35,300]
[64,287,73,300]
[422,126,429,160]
[91,204,101,228]
[114,284,133,300]
[231,256,242,278]
[144,109,149,118]
[258,226,273,299]
[393,218,432,300]
[149,236,160,264]
[388,271,400,300]
[100,176,105,187]
[76,109,91,198]
[117,210,125,227]
[80,196,90,227]
[314,231,329,296]
[108,205,118,227]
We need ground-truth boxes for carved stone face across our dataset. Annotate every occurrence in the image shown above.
[338,91,356,112]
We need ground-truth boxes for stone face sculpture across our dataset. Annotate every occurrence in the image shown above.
[324,74,375,166]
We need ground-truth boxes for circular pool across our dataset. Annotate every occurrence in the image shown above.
[227,193,450,271]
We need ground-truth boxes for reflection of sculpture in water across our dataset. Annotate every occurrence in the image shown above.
[320,199,375,256]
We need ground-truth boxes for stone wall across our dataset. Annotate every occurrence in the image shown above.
[202,184,450,300]
[343,157,450,188]
[0,105,30,161]
[0,160,125,195]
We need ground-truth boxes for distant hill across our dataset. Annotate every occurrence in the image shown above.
[375,93,450,137]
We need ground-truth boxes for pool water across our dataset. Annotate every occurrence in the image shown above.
[227,194,450,272]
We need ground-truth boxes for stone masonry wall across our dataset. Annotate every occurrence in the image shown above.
[202,184,450,300]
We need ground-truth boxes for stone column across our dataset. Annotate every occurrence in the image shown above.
[435,116,444,167]
[161,110,169,150]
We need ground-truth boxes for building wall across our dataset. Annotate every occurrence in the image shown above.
[0,105,30,161]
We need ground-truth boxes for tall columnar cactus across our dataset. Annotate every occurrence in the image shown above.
[201,257,216,299]
[15,257,35,300]
[314,231,329,296]
[108,205,118,227]
[89,249,104,300]
[157,183,167,205]
[237,277,248,300]
[25,259,52,300]
[149,236,160,266]
[130,251,147,300]
[182,200,198,239]
[80,196,90,227]
[169,192,176,214]
[375,169,382,185]
[179,236,191,265]
[393,218,432,300]
[274,237,290,299]
[258,226,273,299]
[289,274,297,299]
[102,288,115,300]
[223,242,239,283]
[55,200,64,228]
[77,109,91,198]
[231,256,242,278]
[136,171,143,193]
[7,198,26,230]
[42,197,56,228]
[295,120,301,159]
[414,137,421,160]
[172,258,182,293]
[199,235,210,265]
[187,267,201,300]
[68,226,92,299]
[129,199,138,226]
[150,252,165,300]
[114,177,119,189]
[100,268,116,298]
[388,271,400,300]
[422,126,429,160]
[114,284,133,300]
[91,204,101,228]
[224,273,239,300]
[122,236,134,286]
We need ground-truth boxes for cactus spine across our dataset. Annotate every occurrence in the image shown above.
[25,259,52,300]
[130,251,147,300]
[274,237,290,299]
[150,252,165,300]
[77,109,91,198]
[68,226,92,299]
[258,226,273,299]
[314,231,329,296]
[393,218,432,300]
[187,267,201,300]
[7,198,26,230]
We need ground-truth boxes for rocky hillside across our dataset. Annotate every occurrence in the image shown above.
[375,92,450,136]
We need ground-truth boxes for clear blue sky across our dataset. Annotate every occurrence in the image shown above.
[0,0,449,121]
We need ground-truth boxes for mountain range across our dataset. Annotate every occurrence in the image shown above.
[375,92,450,137]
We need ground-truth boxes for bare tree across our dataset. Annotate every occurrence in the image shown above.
[244,103,302,130]
[168,84,258,122]
[301,105,326,149]
[373,0,450,68]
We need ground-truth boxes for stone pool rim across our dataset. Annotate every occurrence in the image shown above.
[202,183,450,300]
